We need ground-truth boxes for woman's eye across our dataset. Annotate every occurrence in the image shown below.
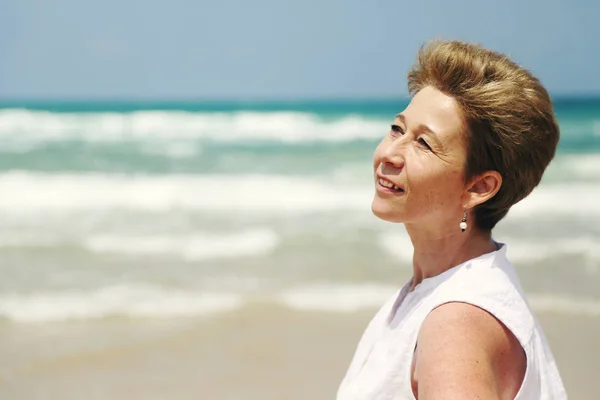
[418,137,432,150]
[390,124,404,136]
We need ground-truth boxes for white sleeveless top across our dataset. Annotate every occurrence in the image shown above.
[337,243,567,399]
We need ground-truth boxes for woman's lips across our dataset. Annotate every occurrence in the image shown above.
[376,177,404,193]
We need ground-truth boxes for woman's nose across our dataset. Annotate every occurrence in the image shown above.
[380,141,406,170]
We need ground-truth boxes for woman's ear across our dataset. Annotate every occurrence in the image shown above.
[464,171,502,208]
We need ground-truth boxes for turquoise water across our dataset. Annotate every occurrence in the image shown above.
[0,97,599,323]
[1,98,599,175]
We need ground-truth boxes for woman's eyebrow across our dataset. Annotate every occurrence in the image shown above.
[395,113,443,147]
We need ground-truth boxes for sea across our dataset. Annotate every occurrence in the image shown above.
[0,97,599,324]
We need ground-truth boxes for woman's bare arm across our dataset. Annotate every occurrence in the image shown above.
[413,301,526,400]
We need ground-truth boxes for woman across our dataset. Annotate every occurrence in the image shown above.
[337,41,567,399]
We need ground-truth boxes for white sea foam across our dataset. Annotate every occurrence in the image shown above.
[0,285,243,323]
[377,231,414,264]
[1,109,596,149]
[528,294,600,317]
[0,170,598,218]
[84,229,279,260]
[278,284,600,317]
[502,236,600,264]
[140,141,201,158]
[2,109,598,141]
[0,109,387,143]
[2,283,599,324]
[379,229,600,266]
[543,153,600,182]
[0,233,63,248]
[0,171,370,214]
[509,183,600,218]
[379,228,600,264]
[279,283,398,312]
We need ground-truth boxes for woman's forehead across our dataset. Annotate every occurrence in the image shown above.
[401,86,466,142]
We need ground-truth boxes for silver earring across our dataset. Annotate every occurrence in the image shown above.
[460,208,467,232]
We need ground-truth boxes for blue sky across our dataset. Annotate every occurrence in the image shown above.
[1,0,599,99]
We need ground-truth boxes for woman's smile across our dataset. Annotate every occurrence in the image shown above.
[375,175,405,195]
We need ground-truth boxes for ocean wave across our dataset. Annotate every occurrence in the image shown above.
[0,109,387,143]
[279,284,600,317]
[528,294,600,317]
[0,171,599,219]
[1,109,598,149]
[84,229,279,261]
[278,283,398,312]
[509,183,599,218]
[0,285,243,323]
[0,171,370,214]
[377,231,414,263]
[0,233,63,248]
[501,237,600,264]
[2,283,599,323]
[379,231,600,265]
[543,153,600,182]
[0,283,397,323]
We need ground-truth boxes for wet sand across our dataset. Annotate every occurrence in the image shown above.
[0,306,597,399]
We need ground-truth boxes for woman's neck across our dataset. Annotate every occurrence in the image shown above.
[406,225,497,291]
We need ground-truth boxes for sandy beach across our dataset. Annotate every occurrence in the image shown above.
[1,305,597,399]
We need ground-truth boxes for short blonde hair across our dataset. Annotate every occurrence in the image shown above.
[408,40,560,230]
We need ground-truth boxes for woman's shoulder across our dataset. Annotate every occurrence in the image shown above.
[414,300,528,399]
[424,243,536,345]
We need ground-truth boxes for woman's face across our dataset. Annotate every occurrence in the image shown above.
[372,86,469,228]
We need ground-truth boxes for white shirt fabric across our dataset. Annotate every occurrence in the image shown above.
[337,243,567,399]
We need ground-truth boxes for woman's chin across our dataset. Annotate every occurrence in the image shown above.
[371,201,405,223]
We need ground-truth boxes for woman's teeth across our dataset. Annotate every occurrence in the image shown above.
[378,178,401,191]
